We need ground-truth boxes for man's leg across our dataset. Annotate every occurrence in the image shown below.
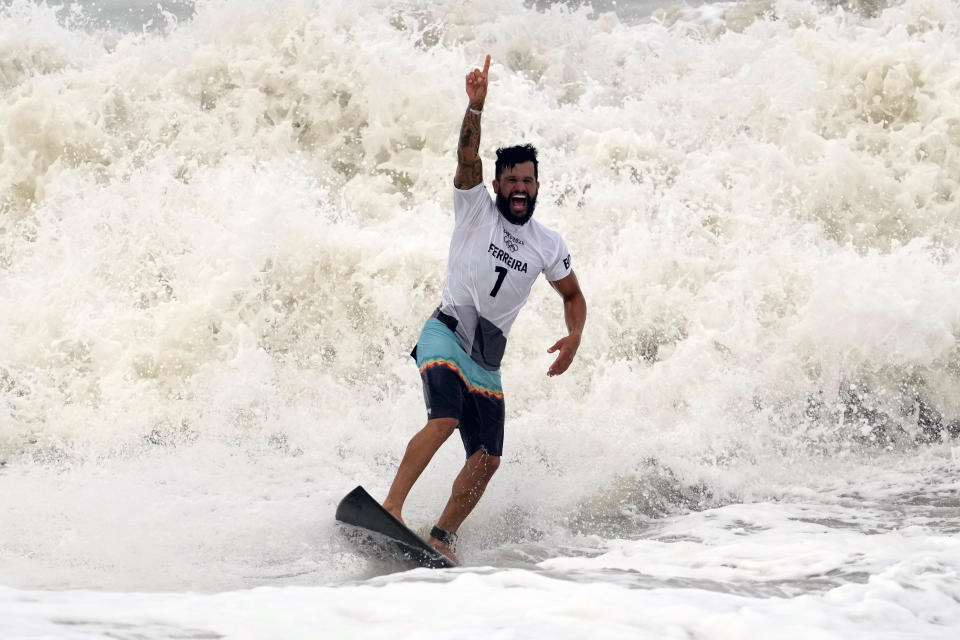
[382,417,459,524]
[427,449,501,560]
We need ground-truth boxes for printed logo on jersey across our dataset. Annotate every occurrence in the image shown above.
[563,254,571,270]
[503,229,524,253]
[488,243,529,273]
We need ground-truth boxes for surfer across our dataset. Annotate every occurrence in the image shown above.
[382,54,587,564]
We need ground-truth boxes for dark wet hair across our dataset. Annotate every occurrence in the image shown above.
[495,144,539,181]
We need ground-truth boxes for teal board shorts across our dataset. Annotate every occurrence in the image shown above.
[411,318,505,457]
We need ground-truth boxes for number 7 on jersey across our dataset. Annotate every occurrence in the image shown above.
[490,266,507,297]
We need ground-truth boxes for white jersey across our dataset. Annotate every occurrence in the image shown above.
[436,183,572,371]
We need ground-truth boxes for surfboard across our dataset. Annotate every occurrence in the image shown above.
[335,485,456,569]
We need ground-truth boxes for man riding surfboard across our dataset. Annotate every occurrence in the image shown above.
[382,54,587,564]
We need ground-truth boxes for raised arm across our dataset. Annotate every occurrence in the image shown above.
[454,54,490,190]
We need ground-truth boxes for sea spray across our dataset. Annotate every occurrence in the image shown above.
[0,0,959,593]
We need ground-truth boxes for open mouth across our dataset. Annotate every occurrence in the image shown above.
[509,194,528,212]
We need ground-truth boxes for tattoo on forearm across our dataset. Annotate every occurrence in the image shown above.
[459,127,474,149]
[458,112,481,152]
[455,111,483,189]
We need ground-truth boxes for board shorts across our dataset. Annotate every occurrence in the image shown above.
[411,317,505,457]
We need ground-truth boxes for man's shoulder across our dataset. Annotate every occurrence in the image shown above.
[527,217,572,279]
[527,217,565,245]
[453,182,491,205]
[452,182,494,225]
[453,182,488,195]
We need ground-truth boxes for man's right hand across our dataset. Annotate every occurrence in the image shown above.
[465,54,491,109]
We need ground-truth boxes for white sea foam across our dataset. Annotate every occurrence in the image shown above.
[2,0,960,636]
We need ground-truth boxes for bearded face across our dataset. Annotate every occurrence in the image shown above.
[493,161,538,226]
[495,190,537,225]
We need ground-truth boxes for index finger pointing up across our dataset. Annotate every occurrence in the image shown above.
[482,54,491,77]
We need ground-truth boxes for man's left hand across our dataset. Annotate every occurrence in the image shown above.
[547,334,580,377]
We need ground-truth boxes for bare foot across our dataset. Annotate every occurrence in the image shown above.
[427,537,460,566]
[382,503,405,527]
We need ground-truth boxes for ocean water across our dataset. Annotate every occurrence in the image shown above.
[2,0,960,637]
